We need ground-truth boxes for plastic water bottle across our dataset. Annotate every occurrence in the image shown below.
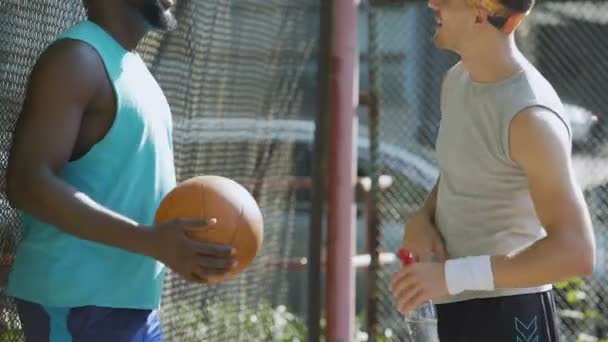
[397,248,440,342]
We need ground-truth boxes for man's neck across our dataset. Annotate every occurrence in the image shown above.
[459,35,523,84]
[87,5,148,51]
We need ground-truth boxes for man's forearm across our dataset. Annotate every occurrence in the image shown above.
[10,171,157,258]
[491,230,594,289]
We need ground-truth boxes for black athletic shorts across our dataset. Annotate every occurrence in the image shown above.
[436,290,559,342]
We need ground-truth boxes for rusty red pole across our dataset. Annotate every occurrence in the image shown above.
[326,0,359,340]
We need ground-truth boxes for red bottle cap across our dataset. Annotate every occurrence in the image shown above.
[397,248,415,266]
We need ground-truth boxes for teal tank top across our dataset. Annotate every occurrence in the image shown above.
[7,20,177,309]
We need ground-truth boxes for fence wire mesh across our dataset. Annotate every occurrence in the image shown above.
[363,0,608,341]
[0,0,319,341]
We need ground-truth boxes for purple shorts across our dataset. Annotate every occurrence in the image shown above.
[15,298,162,342]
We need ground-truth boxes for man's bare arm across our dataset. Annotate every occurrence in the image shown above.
[6,40,157,257]
[491,107,595,288]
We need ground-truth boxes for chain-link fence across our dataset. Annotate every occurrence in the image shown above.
[4,0,608,341]
[363,0,608,340]
[0,0,320,341]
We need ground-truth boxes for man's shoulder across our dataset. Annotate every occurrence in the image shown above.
[31,38,105,88]
[518,62,566,121]
[443,62,464,81]
[39,37,100,68]
[21,37,108,113]
[518,59,561,98]
[440,62,465,98]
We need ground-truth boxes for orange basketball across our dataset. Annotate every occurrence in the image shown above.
[154,175,264,283]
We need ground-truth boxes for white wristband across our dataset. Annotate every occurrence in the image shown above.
[445,255,495,295]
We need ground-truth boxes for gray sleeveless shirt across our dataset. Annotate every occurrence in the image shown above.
[434,59,570,304]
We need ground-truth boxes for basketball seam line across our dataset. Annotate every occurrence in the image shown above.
[228,202,243,247]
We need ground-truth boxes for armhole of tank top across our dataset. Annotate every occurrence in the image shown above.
[51,36,120,104]
[503,104,571,166]
[82,41,121,130]
[52,36,122,159]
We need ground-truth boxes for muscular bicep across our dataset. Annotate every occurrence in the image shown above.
[8,40,101,179]
[509,107,589,232]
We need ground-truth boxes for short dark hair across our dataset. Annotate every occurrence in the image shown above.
[500,0,535,13]
[487,0,534,32]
